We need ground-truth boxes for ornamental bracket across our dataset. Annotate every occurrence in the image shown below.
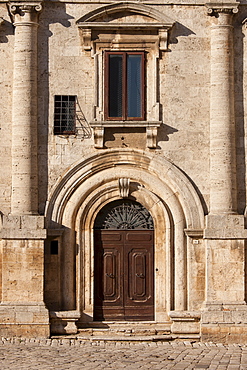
[119,178,130,198]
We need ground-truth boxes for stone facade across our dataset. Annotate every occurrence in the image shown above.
[0,0,247,343]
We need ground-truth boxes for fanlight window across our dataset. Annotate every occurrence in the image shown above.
[94,200,154,230]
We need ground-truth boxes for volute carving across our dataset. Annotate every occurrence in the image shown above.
[9,2,42,23]
[206,2,239,16]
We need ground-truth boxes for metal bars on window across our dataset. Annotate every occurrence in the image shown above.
[54,95,76,134]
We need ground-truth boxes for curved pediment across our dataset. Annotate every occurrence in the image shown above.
[77,2,174,51]
[76,2,174,27]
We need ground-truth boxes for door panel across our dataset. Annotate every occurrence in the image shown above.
[103,250,119,300]
[129,250,147,298]
[94,230,154,321]
[94,231,124,320]
[126,233,152,241]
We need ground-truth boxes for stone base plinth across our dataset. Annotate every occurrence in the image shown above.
[0,324,50,338]
[201,303,247,343]
[169,311,201,335]
[0,303,49,338]
[50,311,80,334]
[201,325,247,344]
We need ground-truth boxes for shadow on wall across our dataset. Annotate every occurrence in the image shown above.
[0,19,14,43]
[169,22,196,44]
[38,2,74,215]
[157,124,178,145]
[234,13,246,215]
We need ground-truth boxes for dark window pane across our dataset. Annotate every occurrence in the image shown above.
[109,55,123,117]
[50,240,58,255]
[127,55,142,118]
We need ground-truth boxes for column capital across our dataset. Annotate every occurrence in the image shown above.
[8,1,42,25]
[206,2,239,16]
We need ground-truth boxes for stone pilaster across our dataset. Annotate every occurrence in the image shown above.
[201,3,247,343]
[0,2,49,338]
[207,3,238,215]
[9,2,42,215]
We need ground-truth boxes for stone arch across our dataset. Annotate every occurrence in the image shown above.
[45,149,204,322]
[46,149,204,230]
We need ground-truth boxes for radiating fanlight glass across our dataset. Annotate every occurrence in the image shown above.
[94,200,154,230]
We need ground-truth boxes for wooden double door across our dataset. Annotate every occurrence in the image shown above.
[94,229,154,321]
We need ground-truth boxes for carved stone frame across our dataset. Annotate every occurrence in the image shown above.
[77,2,174,148]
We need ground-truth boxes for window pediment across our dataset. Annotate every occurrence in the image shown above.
[94,12,162,25]
[76,2,174,51]
[76,2,174,25]
[76,2,175,149]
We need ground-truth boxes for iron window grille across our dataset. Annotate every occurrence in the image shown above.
[104,51,145,121]
[54,95,76,134]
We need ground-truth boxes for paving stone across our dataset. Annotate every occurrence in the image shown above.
[1,340,247,368]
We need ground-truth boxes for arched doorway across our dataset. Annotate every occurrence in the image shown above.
[93,199,154,321]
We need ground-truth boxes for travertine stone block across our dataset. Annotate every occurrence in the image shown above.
[204,214,247,238]
[0,215,46,239]
[1,239,45,302]
[0,303,49,338]
[205,239,245,303]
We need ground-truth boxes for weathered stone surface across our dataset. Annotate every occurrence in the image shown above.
[0,0,247,341]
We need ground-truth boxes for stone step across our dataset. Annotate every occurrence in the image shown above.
[50,334,201,342]
[77,321,172,337]
[76,335,174,342]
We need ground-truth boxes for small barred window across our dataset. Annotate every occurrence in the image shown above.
[54,95,76,134]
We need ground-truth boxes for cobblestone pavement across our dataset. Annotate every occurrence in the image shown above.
[1,338,247,369]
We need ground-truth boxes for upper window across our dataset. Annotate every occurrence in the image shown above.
[54,95,76,134]
[104,52,145,121]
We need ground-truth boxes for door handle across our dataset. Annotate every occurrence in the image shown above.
[106,273,115,278]
[136,273,145,278]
